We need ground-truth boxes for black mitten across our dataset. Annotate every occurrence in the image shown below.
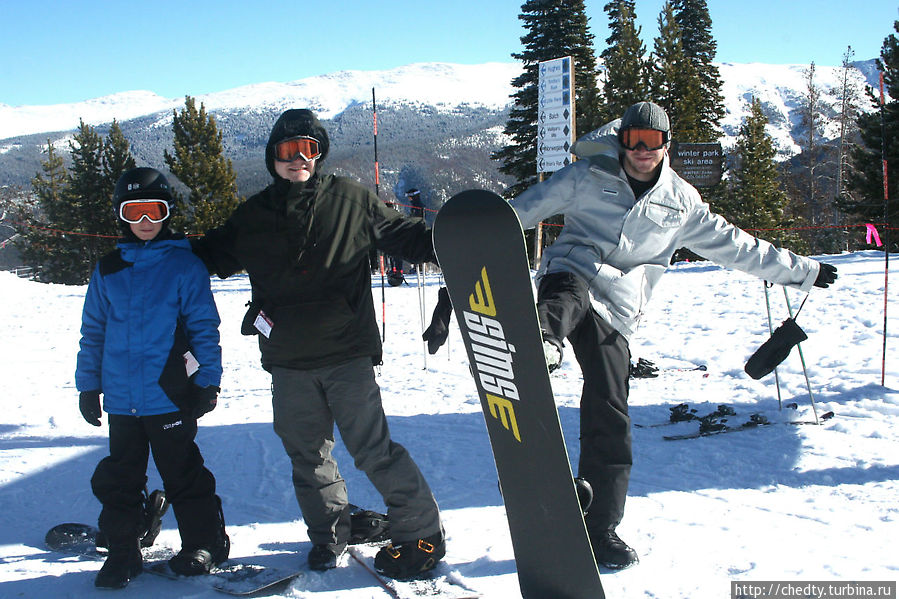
[744,318,808,380]
[79,391,102,426]
[422,287,453,354]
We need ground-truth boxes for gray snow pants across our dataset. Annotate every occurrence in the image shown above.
[271,358,442,547]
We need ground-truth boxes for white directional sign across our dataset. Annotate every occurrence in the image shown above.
[537,56,574,173]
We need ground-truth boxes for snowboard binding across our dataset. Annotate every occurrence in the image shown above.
[349,505,391,545]
[96,488,169,549]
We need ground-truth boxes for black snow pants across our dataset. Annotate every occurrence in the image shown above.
[537,271,632,532]
[91,411,223,549]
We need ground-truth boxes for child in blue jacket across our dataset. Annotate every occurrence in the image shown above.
[75,167,229,589]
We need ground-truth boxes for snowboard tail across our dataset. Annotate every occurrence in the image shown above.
[45,523,300,596]
[433,190,604,599]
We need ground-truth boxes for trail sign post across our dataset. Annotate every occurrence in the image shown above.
[537,56,575,174]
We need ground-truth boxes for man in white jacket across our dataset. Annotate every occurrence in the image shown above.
[509,101,837,569]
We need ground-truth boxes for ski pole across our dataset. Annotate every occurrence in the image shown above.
[879,72,890,387]
[763,281,784,410]
[417,263,428,370]
[783,288,820,424]
[372,88,386,341]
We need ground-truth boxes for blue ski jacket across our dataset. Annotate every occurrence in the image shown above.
[75,236,222,416]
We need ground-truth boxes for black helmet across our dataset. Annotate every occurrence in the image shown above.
[113,167,174,214]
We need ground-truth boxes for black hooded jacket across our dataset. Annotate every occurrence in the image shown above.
[193,173,434,371]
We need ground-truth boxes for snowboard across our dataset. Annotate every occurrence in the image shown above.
[432,190,605,599]
[45,523,301,596]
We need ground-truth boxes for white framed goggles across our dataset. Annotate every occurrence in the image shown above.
[274,136,322,162]
[119,199,171,224]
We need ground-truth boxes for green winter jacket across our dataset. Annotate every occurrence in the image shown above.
[192,173,434,370]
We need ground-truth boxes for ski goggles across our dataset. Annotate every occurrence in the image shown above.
[118,199,170,224]
[619,127,669,151]
[273,136,322,162]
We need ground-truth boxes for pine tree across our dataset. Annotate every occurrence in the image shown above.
[164,96,240,233]
[670,0,725,141]
[102,120,137,201]
[724,99,791,239]
[844,21,899,249]
[19,142,83,283]
[648,1,704,141]
[601,0,647,120]
[492,0,602,264]
[67,120,118,275]
[15,123,137,284]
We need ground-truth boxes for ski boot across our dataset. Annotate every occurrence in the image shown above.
[590,529,639,570]
[169,496,230,576]
[374,531,445,580]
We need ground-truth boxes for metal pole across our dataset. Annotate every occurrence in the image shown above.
[782,289,820,424]
[879,72,890,386]
[373,88,386,341]
[762,282,784,410]
[417,264,428,370]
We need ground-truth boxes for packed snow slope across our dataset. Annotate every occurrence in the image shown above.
[1,250,897,598]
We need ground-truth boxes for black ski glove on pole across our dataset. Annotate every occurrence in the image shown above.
[79,391,102,426]
[744,318,808,380]
[422,286,453,354]
[814,262,837,288]
[189,384,219,419]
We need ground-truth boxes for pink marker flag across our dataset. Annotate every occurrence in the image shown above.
[865,223,883,247]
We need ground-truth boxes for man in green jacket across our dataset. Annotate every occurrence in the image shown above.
[192,109,444,579]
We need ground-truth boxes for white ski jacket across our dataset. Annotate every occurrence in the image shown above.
[510,122,820,340]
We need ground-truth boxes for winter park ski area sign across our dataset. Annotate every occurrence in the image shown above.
[537,56,575,174]
[669,142,724,187]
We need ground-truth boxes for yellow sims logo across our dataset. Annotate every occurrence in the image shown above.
[463,267,522,442]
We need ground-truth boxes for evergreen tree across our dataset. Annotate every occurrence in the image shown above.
[724,97,803,251]
[164,96,240,233]
[67,120,118,274]
[671,0,725,141]
[493,0,602,196]
[102,120,137,200]
[492,0,602,263]
[14,123,137,284]
[600,0,647,120]
[845,21,899,249]
[18,142,83,283]
[648,1,704,141]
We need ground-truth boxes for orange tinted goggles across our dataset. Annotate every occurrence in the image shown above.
[619,128,668,151]
[119,199,170,224]
[274,136,322,162]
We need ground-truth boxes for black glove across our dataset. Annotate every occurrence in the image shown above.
[744,318,808,380]
[189,384,219,419]
[422,287,453,354]
[814,262,837,288]
[79,391,102,426]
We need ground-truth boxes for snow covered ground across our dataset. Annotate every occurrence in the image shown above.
[1,250,897,598]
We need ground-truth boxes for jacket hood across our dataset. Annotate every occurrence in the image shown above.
[266,109,330,179]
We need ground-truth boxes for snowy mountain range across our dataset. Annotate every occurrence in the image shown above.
[0,60,879,204]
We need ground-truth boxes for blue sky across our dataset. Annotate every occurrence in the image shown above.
[1,0,896,107]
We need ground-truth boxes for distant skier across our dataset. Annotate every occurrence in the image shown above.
[509,101,838,569]
[406,188,425,219]
[75,167,229,588]
[190,109,445,579]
